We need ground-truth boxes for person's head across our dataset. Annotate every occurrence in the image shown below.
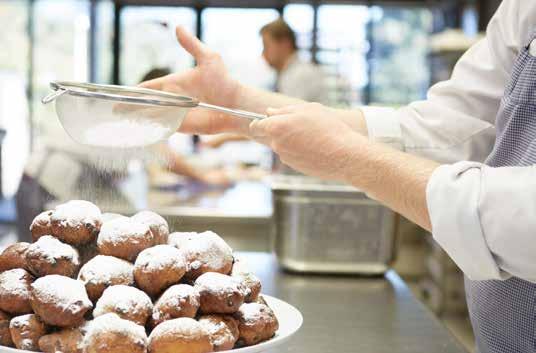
[140,67,171,83]
[260,18,297,71]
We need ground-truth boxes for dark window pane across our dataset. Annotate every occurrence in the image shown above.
[369,6,432,104]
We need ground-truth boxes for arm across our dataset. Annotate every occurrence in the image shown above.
[253,100,536,282]
[338,135,536,282]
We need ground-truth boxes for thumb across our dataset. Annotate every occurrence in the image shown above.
[176,26,212,63]
[266,104,304,116]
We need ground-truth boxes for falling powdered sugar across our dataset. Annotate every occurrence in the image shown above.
[82,120,170,148]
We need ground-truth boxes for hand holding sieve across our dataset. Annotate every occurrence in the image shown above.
[42,81,266,148]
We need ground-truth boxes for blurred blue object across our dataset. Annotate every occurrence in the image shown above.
[0,197,16,223]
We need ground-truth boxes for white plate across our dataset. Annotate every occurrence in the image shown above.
[0,295,303,353]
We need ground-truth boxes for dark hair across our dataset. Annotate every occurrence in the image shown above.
[260,18,297,50]
[140,67,171,82]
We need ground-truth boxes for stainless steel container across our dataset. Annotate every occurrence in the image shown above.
[271,175,396,274]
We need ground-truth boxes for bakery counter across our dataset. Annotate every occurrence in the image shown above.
[242,252,468,353]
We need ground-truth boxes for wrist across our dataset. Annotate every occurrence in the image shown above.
[337,108,368,136]
[340,135,377,189]
[229,80,245,109]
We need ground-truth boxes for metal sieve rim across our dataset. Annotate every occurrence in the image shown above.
[50,81,200,108]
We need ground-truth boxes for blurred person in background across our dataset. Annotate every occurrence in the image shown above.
[204,18,328,168]
[261,18,328,104]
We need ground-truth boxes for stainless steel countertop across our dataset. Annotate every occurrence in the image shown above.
[50,180,273,221]
[242,252,468,353]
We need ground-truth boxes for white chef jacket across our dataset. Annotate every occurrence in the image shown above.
[362,0,536,282]
[277,54,329,105]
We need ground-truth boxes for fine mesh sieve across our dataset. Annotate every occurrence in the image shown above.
[42,81,266,148]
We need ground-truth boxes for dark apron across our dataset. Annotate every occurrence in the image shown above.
[465,30,536,353]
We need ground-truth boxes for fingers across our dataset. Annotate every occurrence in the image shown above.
[176,26,212,63]
[266,102,315,116]
[249,115,290,143]
[266,105,300,116]
[138,76,166,90]
[178,109,252,135]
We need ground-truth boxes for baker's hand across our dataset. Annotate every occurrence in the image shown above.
[249,103,367,181]
[140,27,250,135]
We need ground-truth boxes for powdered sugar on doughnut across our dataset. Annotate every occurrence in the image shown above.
[0,269,31,299]
[83,313,147,348]
[30,211,53,228]
[131,211,168,234]
[9,313,34,328]
[26,236,80,265]
[175,231,233,271]
[94,285,152,319]
[148,317,207,341]
[31,275,92,314]
[51,200,102,228]
[97,217,151,246]
[199,316,238,349]
[152,284,199,322]
[237,303,274,324]
[167,232,199,248]
[195,272,245,296]
[135,245,185,272]
[78,255,134,286]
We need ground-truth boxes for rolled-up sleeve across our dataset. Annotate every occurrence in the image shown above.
[362,0,536,164]
[427,162,536,282]
[360,1,536,282]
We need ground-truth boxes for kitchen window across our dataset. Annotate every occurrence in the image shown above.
[119,6,196,86]
[202,8,279,90]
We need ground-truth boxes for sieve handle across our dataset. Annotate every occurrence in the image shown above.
[198,102,266,120]
[42,89,67,104]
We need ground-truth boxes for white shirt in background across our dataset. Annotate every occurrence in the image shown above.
[0,72,30,198]
[362,0,536,282]
[277,54,329,105]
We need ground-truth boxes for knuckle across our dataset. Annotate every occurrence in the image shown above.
[208,52,222,62]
